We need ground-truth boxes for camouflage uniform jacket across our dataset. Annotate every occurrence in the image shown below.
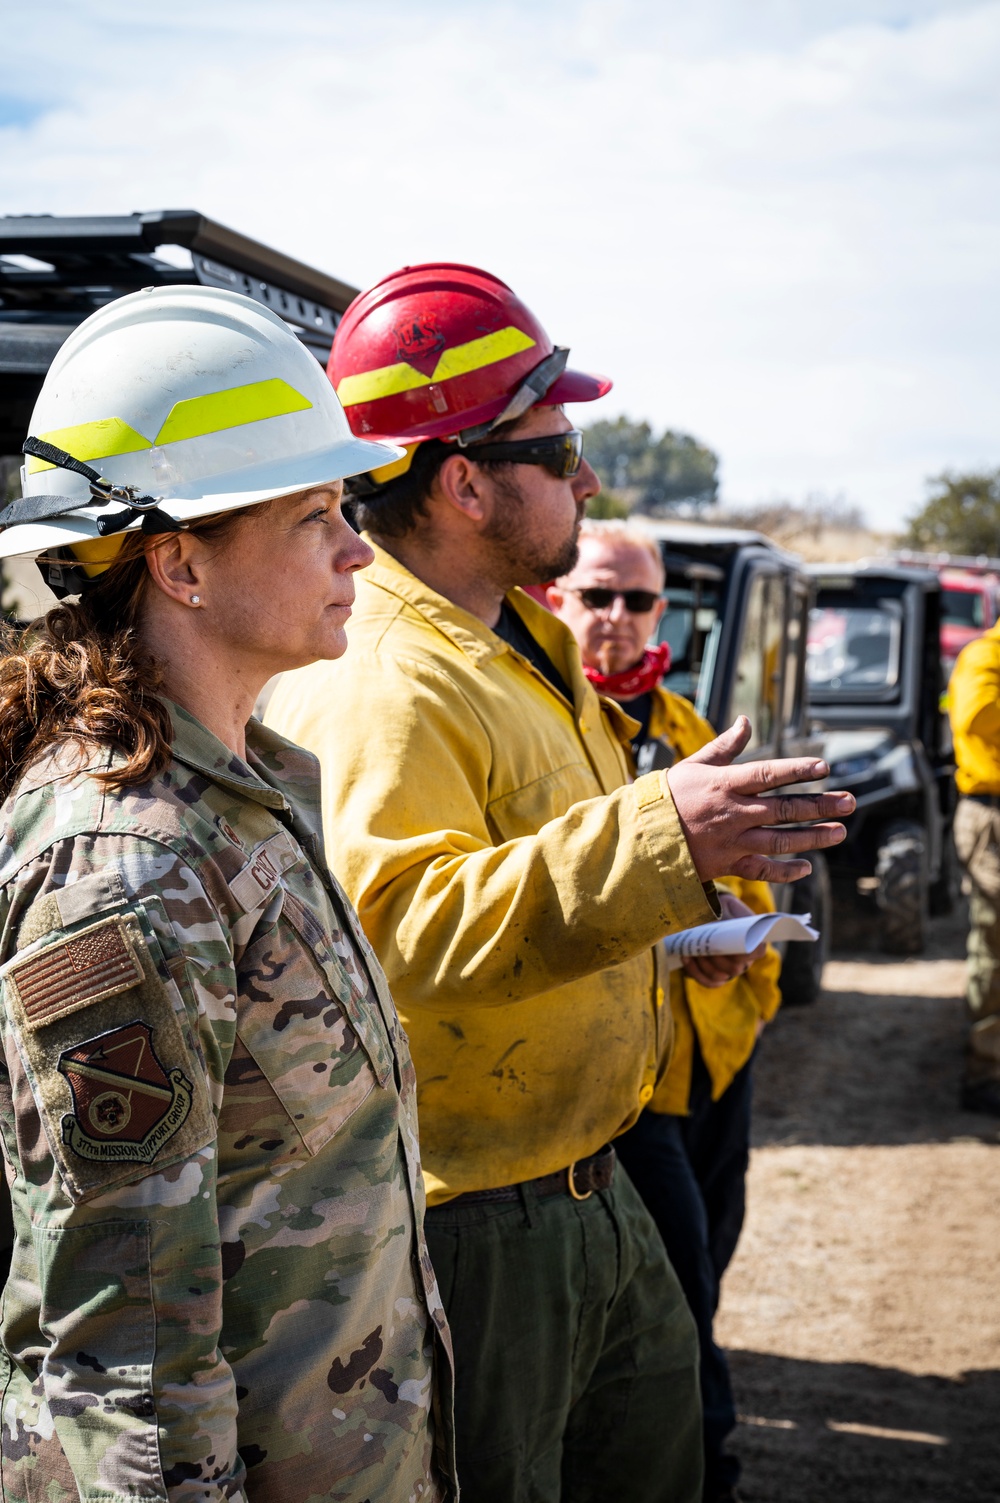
[0,704,455,1503]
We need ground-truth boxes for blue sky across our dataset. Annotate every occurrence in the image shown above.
[3,0,998,527]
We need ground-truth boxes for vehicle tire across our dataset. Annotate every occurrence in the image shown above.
[779,851,831,1007]
[928,826,959,917]
[875,819,928,954]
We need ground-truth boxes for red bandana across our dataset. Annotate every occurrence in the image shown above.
[582,642,672,700]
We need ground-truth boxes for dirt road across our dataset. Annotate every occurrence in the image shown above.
[717,908,1000,1502]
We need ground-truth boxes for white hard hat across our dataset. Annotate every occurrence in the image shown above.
[0,284,402,587]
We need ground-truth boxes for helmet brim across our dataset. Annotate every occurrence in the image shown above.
[543,369,613,405]
[0,435,402,561]
[161,435,403,518]
[0,519,100,561]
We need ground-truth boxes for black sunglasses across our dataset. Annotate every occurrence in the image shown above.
[569,587,661,614]
[469,429,584,479]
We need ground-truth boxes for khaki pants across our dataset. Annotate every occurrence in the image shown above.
[954,797,1000,1082]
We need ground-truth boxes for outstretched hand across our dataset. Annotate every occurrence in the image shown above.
[665,716,855,885]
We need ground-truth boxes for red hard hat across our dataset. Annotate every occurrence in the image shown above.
[329,262,611,445]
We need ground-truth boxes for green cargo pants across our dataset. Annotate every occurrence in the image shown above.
[423,1161,703,1503]
[954,796,1000,1082]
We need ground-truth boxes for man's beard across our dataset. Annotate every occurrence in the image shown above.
[483,471,581,586]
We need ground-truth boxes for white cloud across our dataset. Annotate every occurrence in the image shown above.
[2,0,998,524]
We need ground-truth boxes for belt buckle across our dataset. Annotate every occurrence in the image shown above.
[566,1160,592,1201]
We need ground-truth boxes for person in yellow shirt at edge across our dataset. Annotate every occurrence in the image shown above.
[266,262,853,1503]
[547,519,781,1503]
[949,619,1000,1115]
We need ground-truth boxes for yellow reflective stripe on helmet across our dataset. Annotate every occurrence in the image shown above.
[26,418,152,474]
[27,380,312,476]
[154,378,312,446]
[336,361,433,407]
[336,326,537,408]
[431,326,535,383]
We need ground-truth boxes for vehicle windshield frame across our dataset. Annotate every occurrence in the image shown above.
[656,579,723,708]
[807,594,905,704]
[940,586,984,630]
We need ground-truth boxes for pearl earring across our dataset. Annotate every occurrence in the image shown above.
[190,595,201,606]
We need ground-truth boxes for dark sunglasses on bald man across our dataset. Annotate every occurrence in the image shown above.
[468,428,583,479]
[569,587,661,614]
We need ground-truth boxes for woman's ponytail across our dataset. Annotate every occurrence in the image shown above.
[0,539,173,802]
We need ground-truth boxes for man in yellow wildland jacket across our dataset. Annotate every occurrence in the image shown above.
[549,520,781,1503]
[266,263,852,1503]
[949,619,1000,1115]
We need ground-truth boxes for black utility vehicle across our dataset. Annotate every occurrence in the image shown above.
[0,209,360,617]
[646,520,828,1006]
[0,209,356,439]
[806,562,956,954]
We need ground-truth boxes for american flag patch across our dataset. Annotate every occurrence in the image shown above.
[8,918,144,1031]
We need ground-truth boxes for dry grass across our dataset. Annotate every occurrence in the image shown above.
[713,503,898,563]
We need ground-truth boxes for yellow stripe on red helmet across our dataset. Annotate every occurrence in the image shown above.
[336,326,536,409]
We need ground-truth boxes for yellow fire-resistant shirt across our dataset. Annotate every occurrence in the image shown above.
[266,540,717,1203]
[645,688,782,1115]
[949,622,1000,794]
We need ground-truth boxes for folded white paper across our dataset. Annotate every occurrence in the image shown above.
[661,911,819,970]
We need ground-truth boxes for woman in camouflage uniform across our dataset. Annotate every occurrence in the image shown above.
[0,287,453,1502]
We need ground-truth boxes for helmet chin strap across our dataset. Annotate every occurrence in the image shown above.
[345,346,573,499]
[452,347,570,448]
[1,438,182,537]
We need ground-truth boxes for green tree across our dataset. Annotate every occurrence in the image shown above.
[904,469,1000,556]
[585,489,630,520]
[581,417,719,514]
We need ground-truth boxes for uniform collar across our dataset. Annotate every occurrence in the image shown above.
[245,718,326,853]
[362,536,505,667]
[362,534,584,694]
[167,701,322,832]
[648,684,672,742]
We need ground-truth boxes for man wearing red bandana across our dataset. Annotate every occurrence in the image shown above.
[548,520,783,1503]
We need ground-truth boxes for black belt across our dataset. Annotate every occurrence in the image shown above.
[446,1145,617,1207]
[965,794,1000,808]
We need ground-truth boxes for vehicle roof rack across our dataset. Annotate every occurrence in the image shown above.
[0,210,359,454]
[888,548,1000,575]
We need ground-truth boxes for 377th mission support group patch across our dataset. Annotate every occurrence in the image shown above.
[2,910,215,1200]
[58,1019,193,1164]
